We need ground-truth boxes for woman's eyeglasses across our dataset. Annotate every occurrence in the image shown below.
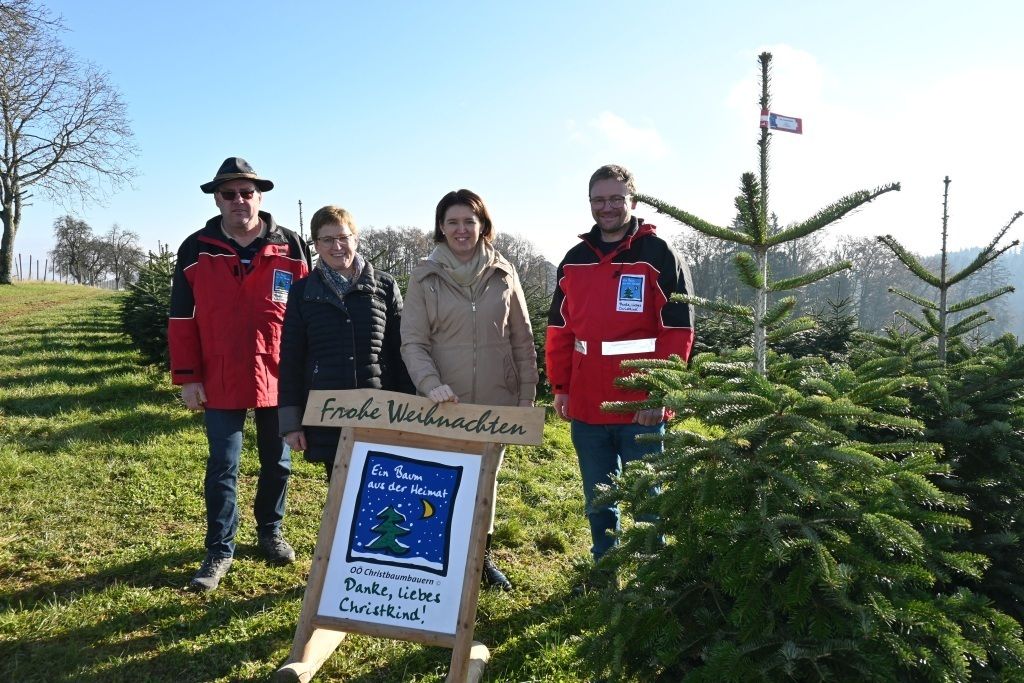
[316,234,356,246]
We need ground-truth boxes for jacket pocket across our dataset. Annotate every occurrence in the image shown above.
[503,352,519,392]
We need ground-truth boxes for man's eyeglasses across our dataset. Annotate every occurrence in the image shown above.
[316,234,356,246]
[589,195,629,209]
[218,189,256,200]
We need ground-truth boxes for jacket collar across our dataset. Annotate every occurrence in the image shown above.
[199,211,286,248]
[306,260,378,301]
[411,248,514,285]
[580,217,655,259]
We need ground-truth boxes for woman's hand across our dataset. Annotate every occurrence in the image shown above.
[284,430,307,451]
[427,384,459,403]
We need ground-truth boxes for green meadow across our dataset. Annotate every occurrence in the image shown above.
[0,283,600,682]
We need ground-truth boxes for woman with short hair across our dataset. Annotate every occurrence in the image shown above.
[278,205,414,478]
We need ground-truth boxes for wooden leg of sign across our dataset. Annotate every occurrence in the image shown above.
[444,641,490,683]
[446,444,501,682]
[275,431,356,682]
[274,628,347,683]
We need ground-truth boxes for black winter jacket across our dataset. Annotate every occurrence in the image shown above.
[277,262,414,461]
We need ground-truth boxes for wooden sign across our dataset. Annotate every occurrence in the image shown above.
[302,388,545,445]
[277,390,546,683]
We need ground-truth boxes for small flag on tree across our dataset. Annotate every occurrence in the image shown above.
[760,108,803,134]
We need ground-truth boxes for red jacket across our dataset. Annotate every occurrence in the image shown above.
[168,212,311,409]
[546,220,694,424]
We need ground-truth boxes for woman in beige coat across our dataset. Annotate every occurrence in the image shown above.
[401,188,539,591]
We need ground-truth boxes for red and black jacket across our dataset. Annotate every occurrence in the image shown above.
[168,212,311,409]
[546,219,694,424]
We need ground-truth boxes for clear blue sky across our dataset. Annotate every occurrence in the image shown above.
[13,0,1024,267]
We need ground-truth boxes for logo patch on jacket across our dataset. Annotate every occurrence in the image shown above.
[272,269,293,303]
[616,274,645,312]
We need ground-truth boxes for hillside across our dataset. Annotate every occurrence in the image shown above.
[0,283,599,682]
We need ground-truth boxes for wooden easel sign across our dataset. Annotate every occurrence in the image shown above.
[276,389,544,683]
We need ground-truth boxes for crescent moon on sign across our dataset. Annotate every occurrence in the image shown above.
[421,499,435,519]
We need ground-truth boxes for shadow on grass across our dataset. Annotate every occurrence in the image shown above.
[2,585,304,683]
[0,548,203,609]
[3,384,192,451]
[2,324,185,448]
[477,586,600,682]
[0,546,310,683]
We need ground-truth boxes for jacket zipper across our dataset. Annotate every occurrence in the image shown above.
[471,299,478,403]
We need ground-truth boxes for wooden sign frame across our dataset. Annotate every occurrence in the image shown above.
[276,390,544,683]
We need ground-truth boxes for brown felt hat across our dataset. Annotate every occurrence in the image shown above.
[200,157,274,193]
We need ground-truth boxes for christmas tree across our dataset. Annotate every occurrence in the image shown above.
[877,176,1021,363]
[584,52,1024,681]
[859,180,1024,623]
[366,506,411,555]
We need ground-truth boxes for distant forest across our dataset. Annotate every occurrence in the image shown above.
[671,226,1024,343]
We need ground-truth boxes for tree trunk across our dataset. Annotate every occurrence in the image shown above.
[754,248,768,376]
[0,202,17,285]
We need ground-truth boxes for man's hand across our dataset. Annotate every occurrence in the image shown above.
[284,430,307,451]
[554,393,570,421]
[181,382,207,411]
[427,384,459,403]
[634,407,666,426]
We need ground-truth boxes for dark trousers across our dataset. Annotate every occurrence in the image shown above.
[203,407,291,557]
[570,420,664,560]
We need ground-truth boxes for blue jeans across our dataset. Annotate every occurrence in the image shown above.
[571,420,664,560]
[203,407,291,558]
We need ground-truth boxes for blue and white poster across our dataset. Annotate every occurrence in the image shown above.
[347,451,462,575]
[317,441,482,634]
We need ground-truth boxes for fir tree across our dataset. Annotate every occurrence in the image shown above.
[877,176,1022,363]
[857,329,1024,625]
[121,248,174,367]
[366,506,411,555]
[584,52,1024,681]
[860,182,1024,623]
[775,295,858,363]
[638,52,898,375]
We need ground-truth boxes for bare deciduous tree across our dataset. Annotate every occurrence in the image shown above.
[358,225,434,284]
[101,223,144,288]
[0,0,136,285]
[49,214,106,285]
[493,231,554,297]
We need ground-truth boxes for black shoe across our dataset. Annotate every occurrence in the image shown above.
[258,530,296,565]
[188,554,233,592]
[571,566,614,597]
[482,553,513,591]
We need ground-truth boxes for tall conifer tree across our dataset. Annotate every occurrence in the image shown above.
[585,53,1024,681]
[877,176,1021,363]
[860,181,1024,623]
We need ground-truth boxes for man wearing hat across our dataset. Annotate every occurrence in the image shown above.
[169,157,312,591]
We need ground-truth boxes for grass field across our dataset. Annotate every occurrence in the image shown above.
[0,283,601,682]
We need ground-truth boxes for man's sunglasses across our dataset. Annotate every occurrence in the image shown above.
[218,189,256,200]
